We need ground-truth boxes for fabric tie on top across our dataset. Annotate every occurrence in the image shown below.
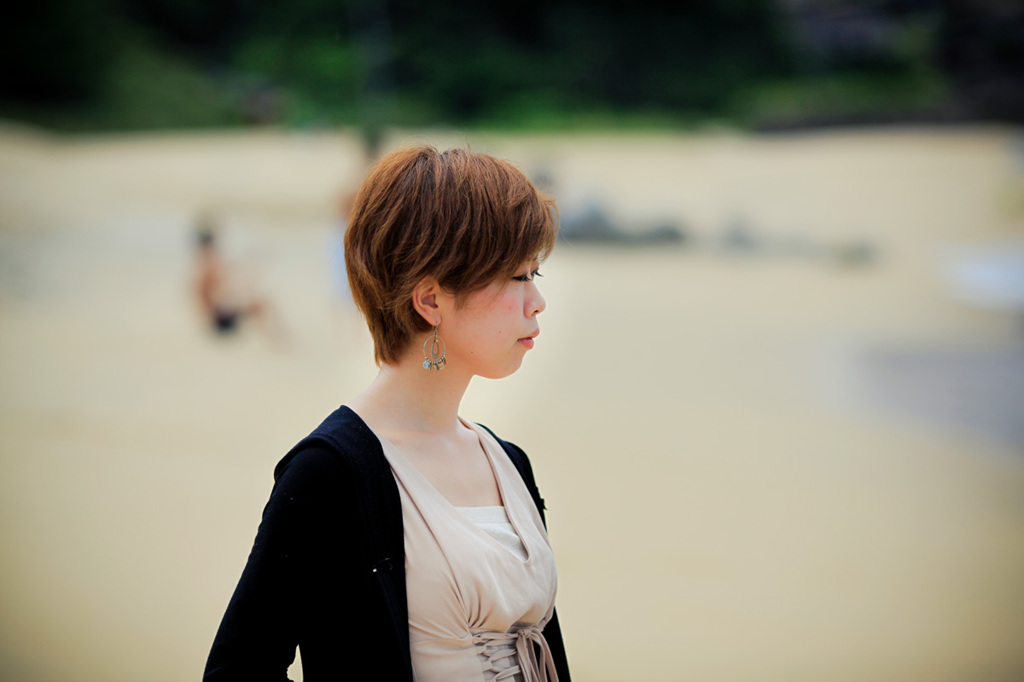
[473,626,558,682]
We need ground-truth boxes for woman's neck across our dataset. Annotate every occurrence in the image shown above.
[349,352,473,439]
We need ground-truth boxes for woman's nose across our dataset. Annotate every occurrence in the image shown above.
[529,285,546,317]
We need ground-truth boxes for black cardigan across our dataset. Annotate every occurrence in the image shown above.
[203,405,571,681]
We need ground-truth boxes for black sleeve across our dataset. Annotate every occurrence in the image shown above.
[203,445,351,682]
[514,446,572,681]
[545,608,571,682]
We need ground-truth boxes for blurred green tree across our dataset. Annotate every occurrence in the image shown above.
[2,0,1019,131]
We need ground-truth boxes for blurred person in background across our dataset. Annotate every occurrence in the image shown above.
[204,145,571,681]
[192,212,286,345]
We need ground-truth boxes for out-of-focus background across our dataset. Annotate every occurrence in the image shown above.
[2,1,1024,681]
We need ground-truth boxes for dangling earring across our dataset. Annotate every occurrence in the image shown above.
[422,326,446,370]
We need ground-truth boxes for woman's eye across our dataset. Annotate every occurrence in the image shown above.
[513,269,542,282]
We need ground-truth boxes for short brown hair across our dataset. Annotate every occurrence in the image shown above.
[344,144,557,365]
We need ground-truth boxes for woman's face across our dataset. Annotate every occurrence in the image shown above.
[439,260,546,379]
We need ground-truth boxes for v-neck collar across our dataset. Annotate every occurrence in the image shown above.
[358,413,534,565]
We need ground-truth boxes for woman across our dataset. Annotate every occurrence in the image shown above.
[203,145,570,681]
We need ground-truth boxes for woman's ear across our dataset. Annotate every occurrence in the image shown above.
[411,277,442,327]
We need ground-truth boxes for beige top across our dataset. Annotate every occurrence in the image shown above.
[372,419,559,682]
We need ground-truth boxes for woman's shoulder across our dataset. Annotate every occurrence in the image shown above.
[274,405,388,483]
[474,422,547,522]
[475,422,533,471]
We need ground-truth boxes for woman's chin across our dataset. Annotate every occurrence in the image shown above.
[476,359,525,380]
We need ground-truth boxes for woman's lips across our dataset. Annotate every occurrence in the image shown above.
[518,337,535,349]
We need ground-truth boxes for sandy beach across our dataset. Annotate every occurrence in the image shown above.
[1,122,1023,681]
